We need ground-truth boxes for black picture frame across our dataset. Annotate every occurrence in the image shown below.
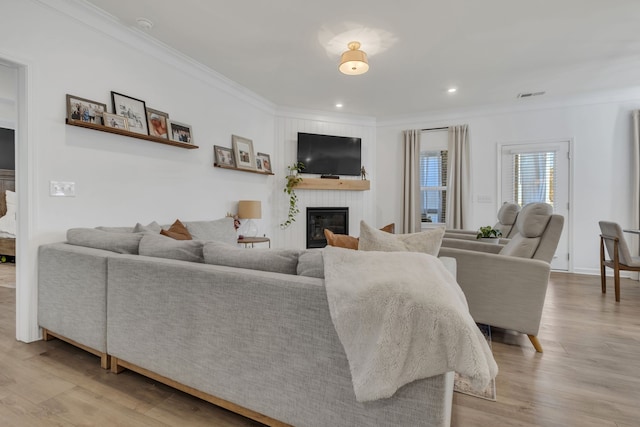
[111,91,149,135]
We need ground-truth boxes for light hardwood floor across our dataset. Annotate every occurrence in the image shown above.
[0,267,639,426]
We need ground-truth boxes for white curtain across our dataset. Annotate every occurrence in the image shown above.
[402,129,421,233]
[446,125,470,229]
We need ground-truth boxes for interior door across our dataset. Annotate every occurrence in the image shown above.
[500,141,570,271]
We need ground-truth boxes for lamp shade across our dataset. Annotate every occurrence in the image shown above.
[339,41,369,76]
[238,200,262,219]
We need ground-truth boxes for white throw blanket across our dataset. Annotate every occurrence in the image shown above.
[322,246,498,402]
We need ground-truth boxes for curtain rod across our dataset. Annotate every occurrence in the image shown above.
[421,126,448,131]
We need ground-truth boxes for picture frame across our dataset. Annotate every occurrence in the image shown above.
[256,152,272,173]
[146,108,169,139]
[168,121,193,144]
[111,91,148,135]
[66,94,106,125]
[232,135,255,170]
[103,112,129,131]
[214,145,236,168]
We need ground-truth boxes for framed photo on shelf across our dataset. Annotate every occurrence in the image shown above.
[168,121,193,144]
[103,112,129,130]
[146,108,169,139]
[111,91,148,135]
[256,152,272,173]
[66,94,106,125]
[214,145,235,168]
[232,135,255,170]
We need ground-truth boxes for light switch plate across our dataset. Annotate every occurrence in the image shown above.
[50,181,76,197]
[476,194,492,203]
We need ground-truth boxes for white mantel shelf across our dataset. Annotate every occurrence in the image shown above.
[294,178,370,191]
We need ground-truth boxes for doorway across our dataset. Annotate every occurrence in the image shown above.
[0,64,16,288]
[499,140,571,271]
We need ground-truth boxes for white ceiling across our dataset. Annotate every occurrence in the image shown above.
[83,0,640,119]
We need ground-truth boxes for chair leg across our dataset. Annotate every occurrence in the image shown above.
[614,265,621,302]
[527,335,543,353]
[600,238,607,294]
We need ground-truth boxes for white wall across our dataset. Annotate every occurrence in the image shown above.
[377,91,640,274]
[272,110,377,249]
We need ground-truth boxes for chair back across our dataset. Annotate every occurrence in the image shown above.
[494,202,520,238]
[499,203,564,263]
[599,221,632,265]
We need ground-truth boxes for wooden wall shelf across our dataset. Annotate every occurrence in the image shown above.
[66,119,199,149]
[214,163,274,176]
[294,178,370,191]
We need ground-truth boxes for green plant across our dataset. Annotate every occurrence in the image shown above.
[280,162,305,229]
[476,225,502,239]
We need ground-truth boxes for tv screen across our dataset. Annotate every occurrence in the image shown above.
[297,132,361,176]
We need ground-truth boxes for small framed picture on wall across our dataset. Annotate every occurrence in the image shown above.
[214,145,236,168]
[256,152,272,173]
[168,121,193,144]
[232,135,255,170]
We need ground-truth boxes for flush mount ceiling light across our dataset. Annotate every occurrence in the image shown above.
[339,41,369,75]
[136,17,154,31]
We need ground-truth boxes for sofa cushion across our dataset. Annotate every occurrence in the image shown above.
[515,203,552,237]
[297,250,325,278]
[497,203,519,225]
[160,219,192,240]
[95,225,135,233]
[203,241,301,275]
[183,217,237,244]
[67,228,142,254]
[358,221,445,256]
[139,234,204,263]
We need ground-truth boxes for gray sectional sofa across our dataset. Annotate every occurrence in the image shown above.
[38,218,454,427]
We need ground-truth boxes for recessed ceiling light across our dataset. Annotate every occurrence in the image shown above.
[447,88,457,93]
[136,17,154,31]
[335,103,343,108]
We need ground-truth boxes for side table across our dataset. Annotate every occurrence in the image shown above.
[237,236,271,248]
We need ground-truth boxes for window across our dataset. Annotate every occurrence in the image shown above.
[420,150,447,223]
[509,151,556,207]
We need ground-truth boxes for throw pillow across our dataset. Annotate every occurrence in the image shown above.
[182,217,237,244]
[324,229,359,250]
[133,221,162,233]
[161,219,192,240]
[324,223,397,250]
[358,221,445,256]
[203,241,301,275]
[67,228,143,254]
[139,234,204,263]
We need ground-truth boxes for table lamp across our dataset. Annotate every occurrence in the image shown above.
[237,200,261,237]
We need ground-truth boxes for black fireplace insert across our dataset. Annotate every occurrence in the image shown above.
[306,207,349,248]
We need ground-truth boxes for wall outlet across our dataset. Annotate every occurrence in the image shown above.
[50,181,76,197]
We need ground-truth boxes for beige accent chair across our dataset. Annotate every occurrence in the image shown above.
[444,202,520,242]
[439,203,564,353]
[599,221,640,302]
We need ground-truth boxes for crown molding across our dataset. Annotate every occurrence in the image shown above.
[377,86,640,128]
[275,106,376,127]
[35,0,276,115]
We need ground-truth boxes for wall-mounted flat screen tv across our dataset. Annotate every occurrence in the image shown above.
[297,132,361,176]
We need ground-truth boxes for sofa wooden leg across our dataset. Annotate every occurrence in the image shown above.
[528,335,543,353]
[42,328,55,341]
[110,357,125,374]
[101,354,111,370]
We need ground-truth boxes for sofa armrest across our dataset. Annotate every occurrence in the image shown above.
[441,238,505,253]
[438,247,551,336]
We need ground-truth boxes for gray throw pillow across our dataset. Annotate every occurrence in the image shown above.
[183,218,237,244]
[203,241,301,275]
[297,250,324,279]
[67,228,142,254]
[358,220,445,256]
[139,234,204,263]
[133,221,162,233]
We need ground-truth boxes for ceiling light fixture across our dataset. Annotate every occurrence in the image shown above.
[339,41,369,75]
[136,17,154,31]
[335,103,343,108]
[447,88,457,93]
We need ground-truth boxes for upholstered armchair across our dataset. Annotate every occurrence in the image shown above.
[599,221,640,302]
[439,203,564,352]
[444,202,520,242]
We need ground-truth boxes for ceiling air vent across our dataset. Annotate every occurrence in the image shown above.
[517,91,546,98]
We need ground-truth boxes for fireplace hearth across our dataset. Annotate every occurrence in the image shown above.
[306,207,348,248]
